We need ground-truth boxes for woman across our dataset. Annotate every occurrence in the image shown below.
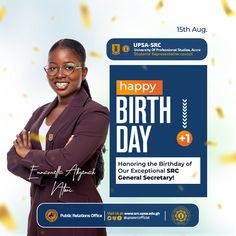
[7,39,109,236]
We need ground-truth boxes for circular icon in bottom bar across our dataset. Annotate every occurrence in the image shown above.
[45,209,58,223]
[171,206,191,225]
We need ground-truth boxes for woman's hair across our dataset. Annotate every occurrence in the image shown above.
[49,38,105,186]
[49,39,86,67]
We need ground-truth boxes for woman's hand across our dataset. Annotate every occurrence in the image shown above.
[13,129,32,158]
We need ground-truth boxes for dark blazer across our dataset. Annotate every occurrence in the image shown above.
[7,87,109,236]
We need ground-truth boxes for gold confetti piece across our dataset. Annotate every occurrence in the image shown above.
[212,33,217,38]
[211,57,215,66]
[30,133,45,143]
[206,140,218,147]
[192,171,198,178]
[155,0,164,11]
[178,185,184,191]
[221,0,235,16]
[33,47,40,53]
[8,113,13,119]
[0,203,17,231]
[89,51,103,58]
[22,93,28,99]
[215,107,224,119]
[111,16,118,22]
[65,135,74,146]
[80,4,91,28]
[0,5,7,22]
[220,152,236,164]
[217,203,222,209]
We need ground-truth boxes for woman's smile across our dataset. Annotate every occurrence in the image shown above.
[54,81,70,90]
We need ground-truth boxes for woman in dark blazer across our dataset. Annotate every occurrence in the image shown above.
[7,39,109,236]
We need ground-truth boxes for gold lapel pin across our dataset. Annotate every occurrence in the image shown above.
[48,134,54,142]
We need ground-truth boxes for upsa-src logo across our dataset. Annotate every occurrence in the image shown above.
[45,209,58,223]
[112,44,120,55]
[112,44,130,55]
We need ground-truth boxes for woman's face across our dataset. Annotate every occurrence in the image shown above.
[47,47,88,98]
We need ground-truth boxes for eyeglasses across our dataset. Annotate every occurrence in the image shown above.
[44,63,82,76]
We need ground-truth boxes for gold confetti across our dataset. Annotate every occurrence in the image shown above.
[33,47,40,53]
[111,16,118,22]
[65,135,74,146]
[89,51,103,59]
[220,152,236,164]
[206,140,218,147]
[211,57,215,65]
[215,107,224,119]
[221,0,235,16]
[2,67,7,72]
[217,203,222,209]
[30,133,45,143]
[212,33,217,38]
[192,171,198,178]
[178,185,184,191]
[0,203,17,231]
[80,4,91,28]
[155,0,164,11]
[22,93,28,99]
[0,5,7,22]
[8,113,13,119]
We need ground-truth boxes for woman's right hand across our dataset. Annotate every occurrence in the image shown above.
[13,129,32,158]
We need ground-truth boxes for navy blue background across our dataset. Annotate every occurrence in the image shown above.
[37,203,198,227]
[110,65,207,197]
[107,38,207,60]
